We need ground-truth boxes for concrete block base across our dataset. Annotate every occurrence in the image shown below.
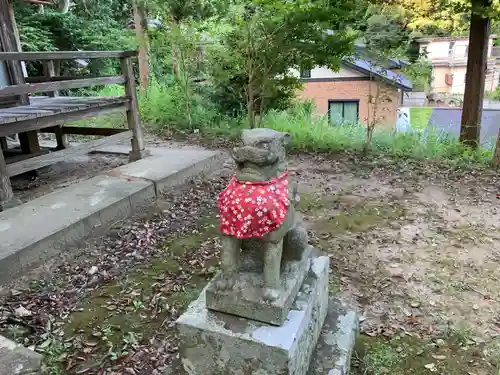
[205,245,312,326]
[176,254,329,375]
[0,335,42,375]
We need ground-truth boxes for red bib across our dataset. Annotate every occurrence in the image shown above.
[218,172,290,239]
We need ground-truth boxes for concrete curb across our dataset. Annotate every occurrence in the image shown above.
[0,335,42,375]
[0,149,224,285]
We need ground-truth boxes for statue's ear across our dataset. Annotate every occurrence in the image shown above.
[282,133,291,146]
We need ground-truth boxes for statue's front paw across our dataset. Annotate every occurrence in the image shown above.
[283,262,294,273]
[216,275,236,290]
[262,287,280,302]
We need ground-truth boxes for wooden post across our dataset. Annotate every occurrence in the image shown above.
[18,131,41,154]
[0,0,28,105]
[459,0,491,148]
[133,0,149,97]
[43,60,69,150]
[0,137,7,151]
[120,56,147,161]
[0,149,16,211]
[3,0,41,155]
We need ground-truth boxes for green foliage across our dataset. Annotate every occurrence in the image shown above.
[258,102,493,166]
[206,0,361,127]
[403,59,433,92]
[409,107,433,130]
[488,86,500,101]
[362,4,411,57]
[14,0,136,78]
[148,0,228,23]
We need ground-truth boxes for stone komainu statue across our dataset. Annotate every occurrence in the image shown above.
[215,128,308,301]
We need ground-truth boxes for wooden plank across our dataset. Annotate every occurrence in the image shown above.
[5,150,49,164]
[0,50,138,61]
[0,76,126,98]
[120,57,145,160]
[7,130,132,176]
[26,75,100,84]
[0,97,129,124]
[26,97,128,109]
[0,103,128,136]
[42,126,128,136]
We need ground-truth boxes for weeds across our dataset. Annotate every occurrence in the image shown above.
[85,82,495,167]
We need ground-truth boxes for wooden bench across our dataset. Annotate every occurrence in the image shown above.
[0,50,147,210]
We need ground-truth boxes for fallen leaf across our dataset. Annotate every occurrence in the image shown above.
[431,354,446,360]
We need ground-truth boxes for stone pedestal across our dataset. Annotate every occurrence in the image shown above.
[0,335,42,375]
[176,255,329,375]
[308,300,358,375]
[205,245,312,326]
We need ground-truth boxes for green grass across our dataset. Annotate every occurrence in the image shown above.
[83,82,495,168]
[352,332,498,375]
[261,107,494,166]
[409,107,433,130]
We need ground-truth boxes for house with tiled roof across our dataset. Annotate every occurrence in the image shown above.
[293,50,412,127]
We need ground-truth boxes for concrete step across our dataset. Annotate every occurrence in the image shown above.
[0,148,223,284]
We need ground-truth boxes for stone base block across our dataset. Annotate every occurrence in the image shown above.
[176,253,329,375]
[0,335,42,375]
[205,245,312,326]
[308,299,359,375]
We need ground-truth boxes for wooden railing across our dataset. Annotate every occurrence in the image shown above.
[0,50,138,99]
[0,50,143,158]
[0,50,146,209]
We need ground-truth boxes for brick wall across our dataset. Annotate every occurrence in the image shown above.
[298,79,401,127]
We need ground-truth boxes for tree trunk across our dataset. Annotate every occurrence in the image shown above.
[459,0,491,148]
[493,129,500,167]
[133,0,149,96]
[247,84,255,129]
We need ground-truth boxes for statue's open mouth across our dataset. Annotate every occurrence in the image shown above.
[232,145,279,182]
[233,145,277,166]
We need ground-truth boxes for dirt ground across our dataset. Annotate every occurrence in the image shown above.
[1,151,500,375]
[10,153,129,203]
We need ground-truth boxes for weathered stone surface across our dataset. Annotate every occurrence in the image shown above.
[112,148,223,195]
[206,245,312,325]
[308,300,359,375]
[176,254,329,375]
[215,128,309,314]
[0,335,42,375]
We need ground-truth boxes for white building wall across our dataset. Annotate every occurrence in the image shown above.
[289,65,365,79]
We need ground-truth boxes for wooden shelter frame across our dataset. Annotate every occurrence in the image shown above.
[0,0,146,210]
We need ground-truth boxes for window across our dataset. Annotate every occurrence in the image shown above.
[328,100,359,124]
[299,68,311,78]
[445,73,454,86]
[448,41,455,58]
